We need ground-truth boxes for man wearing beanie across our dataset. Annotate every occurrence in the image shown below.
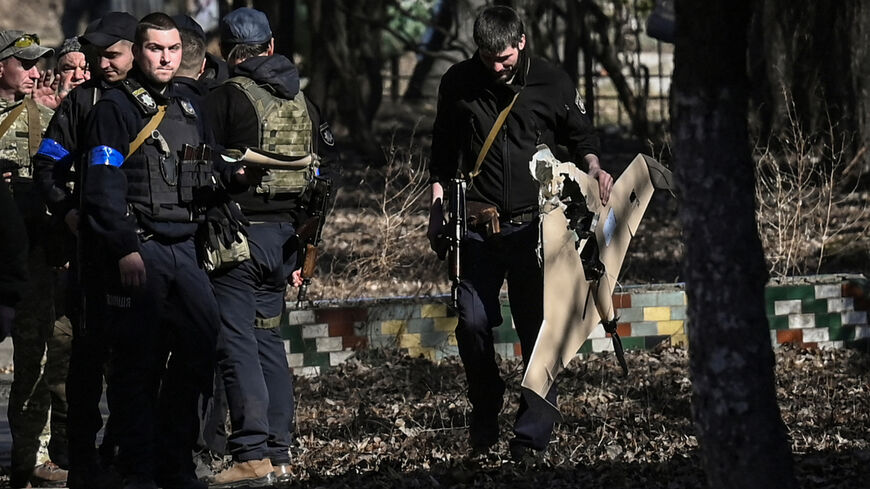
[54,37,90,100]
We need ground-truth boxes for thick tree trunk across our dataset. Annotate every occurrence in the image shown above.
[672,1,798,488]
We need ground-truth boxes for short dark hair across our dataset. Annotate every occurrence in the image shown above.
[135,12,178,46]
[222,40,269,65]
[177,28,206,76]
[473,6,524,54]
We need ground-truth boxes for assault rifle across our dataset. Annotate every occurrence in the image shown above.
[295,176,332,307]
[445,178,467,310]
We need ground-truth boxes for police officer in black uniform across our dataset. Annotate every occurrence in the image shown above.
[170,15,210,105]
[427,6,613,460]
[80,13,243,489]
[32,13,137,488]
[203,7,335,487]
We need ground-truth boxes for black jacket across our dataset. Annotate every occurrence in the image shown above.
[205,55,336,222]
[33,79,116,217]
[81,71,232,260]
[430,52,600,216]
[32,78,116,265]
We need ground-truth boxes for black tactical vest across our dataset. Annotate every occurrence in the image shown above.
[120,80,211,223]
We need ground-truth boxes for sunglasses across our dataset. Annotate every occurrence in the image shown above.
[4,33,40,51]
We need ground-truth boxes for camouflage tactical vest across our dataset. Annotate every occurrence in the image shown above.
[0,97,53,181]
[226,76,317,200]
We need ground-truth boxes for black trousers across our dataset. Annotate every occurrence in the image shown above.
[66,253,115,475]
[99,237,219,482]
[455,220,558,451]
[211,222,296,464]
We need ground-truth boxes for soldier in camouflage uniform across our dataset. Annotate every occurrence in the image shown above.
[0,29,73,488]
[204,8,335,488]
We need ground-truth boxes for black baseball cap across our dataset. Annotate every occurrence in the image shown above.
[221,8,272,45]
[80,12,137,47]
[172,14,205,41]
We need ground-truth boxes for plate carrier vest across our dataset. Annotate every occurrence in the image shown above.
[226,76,317,201]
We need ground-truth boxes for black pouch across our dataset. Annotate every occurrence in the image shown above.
[197,200,251,274]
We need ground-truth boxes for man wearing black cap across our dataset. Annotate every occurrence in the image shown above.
[0,28,73,489]
[205,7,336,487]
[81,12,248,489]
[31,11,137,489]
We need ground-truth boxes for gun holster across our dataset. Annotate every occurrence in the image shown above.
[467,202,500,238]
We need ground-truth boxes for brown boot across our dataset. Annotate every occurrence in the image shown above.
[30,461,68,488]
[208,459,275,488]
[272,463,293,484]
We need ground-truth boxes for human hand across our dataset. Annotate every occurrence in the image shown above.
[2,171,11,183]
[31,69,60,109]
[235,165,266,186]
[118,252,146,288]
[589,167,614,205]
[290,269,303,287]
[56,69,86,100]
[427,200,448,257]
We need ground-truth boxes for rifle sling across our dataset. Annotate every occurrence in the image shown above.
[0,102,27,142]
[467,91,520,181]
[126,105,167,159]
[24,98,41,157]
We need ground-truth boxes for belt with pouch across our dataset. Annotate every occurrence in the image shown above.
[502,210,538,225]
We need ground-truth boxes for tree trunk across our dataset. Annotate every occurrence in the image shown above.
[253,0,295,57]
[749,0,870,177]
[672,1,798,488]
[304,0,384,156]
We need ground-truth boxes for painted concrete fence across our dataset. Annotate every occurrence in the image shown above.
[280,274,870,376]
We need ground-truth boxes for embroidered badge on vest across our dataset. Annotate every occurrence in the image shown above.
[179,98,196,117]
[319,122,335,147]
[133,87,156,110]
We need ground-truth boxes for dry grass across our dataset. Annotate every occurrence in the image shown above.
[313,129,449,301]
[754,92,870,277]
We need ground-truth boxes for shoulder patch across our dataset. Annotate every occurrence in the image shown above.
[133,87,157,110]
[319,122,335,147]
[575,90,586,115]
[120,79,159,115]
[179,98,196,117]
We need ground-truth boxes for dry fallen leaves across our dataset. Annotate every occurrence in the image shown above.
[234,344,868,488]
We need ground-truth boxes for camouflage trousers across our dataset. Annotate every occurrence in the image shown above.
[8,248,73,485]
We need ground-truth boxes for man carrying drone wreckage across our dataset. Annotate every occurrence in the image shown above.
[427,5,674,462]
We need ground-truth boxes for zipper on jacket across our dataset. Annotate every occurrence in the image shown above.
[502,123,510,215]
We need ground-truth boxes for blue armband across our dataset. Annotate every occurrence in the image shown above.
[36,138,71,162]
[88,146,124,168]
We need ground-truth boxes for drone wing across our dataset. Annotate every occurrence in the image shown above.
[522,150,672,417]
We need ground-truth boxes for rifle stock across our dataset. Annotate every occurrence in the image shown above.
[301,243,318,278]
[295,177,332,306]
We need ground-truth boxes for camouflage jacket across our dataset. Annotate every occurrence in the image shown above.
[0,97,54,181]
